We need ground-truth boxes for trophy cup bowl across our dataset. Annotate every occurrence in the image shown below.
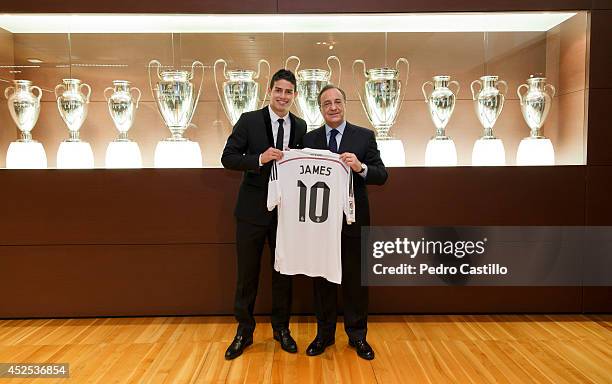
[148,59,204,141]
[516,75,556,166]
[352,58,409,140]
[104,80,141,141]
[5,79,42,142]
[55,78,91,142]
[214,58,270,126]
[471,75,507,135]
[517,75,556,137]
[286,55,341,131]
[422,75,459,166]
[470,75,507,166]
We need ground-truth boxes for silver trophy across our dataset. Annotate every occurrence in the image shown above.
[5,79,42,142]
[422,75,460,139]
[55,78,92,142]
[148,60,205,141]
[470,75,507,139]
[517,75,555,138]
[422,76,460,166]
[352,58,409,139]
[214,58,270,126]
[285,55,341,131]
[104,80,141,142]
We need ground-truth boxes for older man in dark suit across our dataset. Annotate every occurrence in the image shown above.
[303,84,388,360]
[221,69,307,360]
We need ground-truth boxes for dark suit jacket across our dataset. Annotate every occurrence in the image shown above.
[221,106,307,226]
[303,122,388,237]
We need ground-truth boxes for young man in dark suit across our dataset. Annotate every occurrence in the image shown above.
[303,84,388,360]
[221,69,307,360]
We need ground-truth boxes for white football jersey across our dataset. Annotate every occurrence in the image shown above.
[267,148,355,284]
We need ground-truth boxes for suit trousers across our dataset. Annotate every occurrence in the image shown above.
[234,217,292,336]
[313,232,368,341]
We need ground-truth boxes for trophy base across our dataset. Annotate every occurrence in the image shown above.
[6,141,48,169]
[472,137,506,166]
[376,139,405,167]
[516,137,555,166]
[106,141,143,168]
[425,137,457,166]
[57,141,94,169]
[154,140,202,168]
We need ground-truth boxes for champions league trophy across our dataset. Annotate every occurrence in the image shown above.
[214,58,270,126]
[353,58,409,166]
[285,55,341,131]
[422,76,460,166]
[55,78,94,168]
[148,59,204,167]
[4,80,47,168]
[516,75,556,165]
[470,75,507,166]
[104,80,143,168]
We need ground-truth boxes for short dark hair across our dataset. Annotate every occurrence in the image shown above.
[317,84,346,107]
[269,69,297,89]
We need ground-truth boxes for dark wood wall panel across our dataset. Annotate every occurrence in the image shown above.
[278,0,592,13]
[0,169,240,246]
[0,167,585,246]
[0,244,238,318]
[585,166,612,224]
[369,166,586,226]
[0,244,584,318]
[592,0,612,9]
[369,287,583,313]
[589,11,612,89]
[587,89,612,165]
[0,0,276,13]
[584,165,612,312]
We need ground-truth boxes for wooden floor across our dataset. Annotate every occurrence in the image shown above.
[0,315,610,383]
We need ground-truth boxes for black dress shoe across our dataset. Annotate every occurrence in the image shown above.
[273,328,297,353]
[306,337,335,356]
[224,335,253,360]
[349,339,375,360]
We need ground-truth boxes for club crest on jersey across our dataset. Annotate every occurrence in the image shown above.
[299,164,332,176]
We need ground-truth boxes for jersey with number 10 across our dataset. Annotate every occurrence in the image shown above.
[267,148,355,284]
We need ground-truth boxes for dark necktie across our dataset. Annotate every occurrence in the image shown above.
[276,118,284,150]
[329,128,339,153]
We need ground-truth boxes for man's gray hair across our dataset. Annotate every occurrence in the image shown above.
[317,84,346,107]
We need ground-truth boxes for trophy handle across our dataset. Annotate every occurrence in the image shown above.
[517,84,528,104]
[470,80,481,100]
[54,84,65,100]
[103,86,114,102]
[131,87,142,108]
[421,81,433,103]
[147,60,162,103]
[352,59,368,121]
[497,80,508,96]
[80,83,92,103]
[395,57,410,118]
[191,61,205,112]
[285,55,300,73]
[4,86,14,100]
[327,55,341,86]
[545,84,556,98]
[449,80,460,97]
[213,59,231,123]
[255,59,271,109]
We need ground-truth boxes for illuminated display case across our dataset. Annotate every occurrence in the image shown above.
[0,12,589,168]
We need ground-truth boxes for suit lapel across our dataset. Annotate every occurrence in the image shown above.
[316,126,327,150]
[288,112,297,148]
[261,107,274,147]
[338,122,353,153]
